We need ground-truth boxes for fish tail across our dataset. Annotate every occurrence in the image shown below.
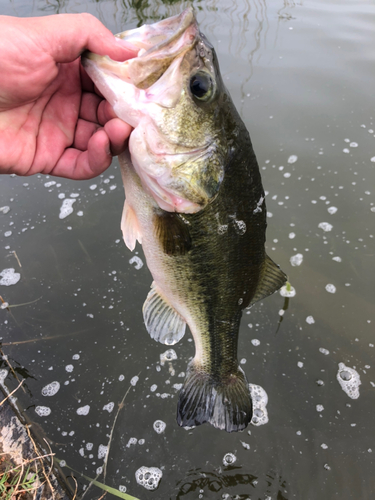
[177,360,252,432]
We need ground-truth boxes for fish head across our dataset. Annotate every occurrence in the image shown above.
[82,8,230,214]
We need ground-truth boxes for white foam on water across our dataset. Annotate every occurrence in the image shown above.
[35,406,51,417]
[103,402,114,413]
[332,256,342,262]
[72,354,80,360]
[318,222,333,232]
[135,467,162,490]
[0,268,20,286]
[327,206,338,214]
[59,199,76,219]
[290,253,303,266]
[130,375,139,386]
[316,405,324,412]
[336,363,361,399]
[251,339,260,346]
[65,364,73,373]
[160,349,177,366]
[0,206,10,214]
[287,155,298,164]
[319,348,330,355]
[249,384,269,426]
[44,181,56,187]
[77,405,90,415]
[241,441,250,450]
[233,219,246,235]
[325,284,336,293]
[153,420,166,434]
[126,437,137,447]
[119,485,127,493]
[223,453,237,466]
[41,381,60,397]
[129,256,143,270]
[279,284,296,297]
[306,316,315,324]
[98,444,108,460]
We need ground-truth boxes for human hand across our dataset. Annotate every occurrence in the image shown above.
[0,14,137,180]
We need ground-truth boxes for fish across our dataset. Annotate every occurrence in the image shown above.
[82,8,287,432]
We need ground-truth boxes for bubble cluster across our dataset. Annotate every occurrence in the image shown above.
[41,381,60,397]
[59,199,76,219]
[153,420,166,434]
[222,453,237,466]
[290,253,303,266]
[76,405,90,415]
[249,384,269,426]
[318,222,333,232]
[336,363,361,399]
[279,284,296,297]
[160,349,177,365]
[35,406,51,417]
[135,467,162,490]
[0,268,21,286]
[129,256,143,270]
[103,402,114,413]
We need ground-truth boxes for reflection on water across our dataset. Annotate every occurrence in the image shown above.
[1,0,375,498]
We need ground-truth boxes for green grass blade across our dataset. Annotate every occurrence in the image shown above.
[55,458,140,500]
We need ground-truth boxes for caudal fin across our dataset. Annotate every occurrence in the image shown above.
[176,361,252,432]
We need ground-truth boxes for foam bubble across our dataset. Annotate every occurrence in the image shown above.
[41,381,60,397]
[35,406,51,417]
[65,364,73,373]
[306,316,315,324]
[59,199,76,219]
[233,219,246,235]
[290,253,303,267]
[153,420,166,434]
[249,384,269,426]
[0,268,21,286]
[251,339,260,346]
[319,348,330,355]
[103,402,114,413]
[325,284,336,293]
[316,405,324,412]
[327,206,338,215]
[223,453,237,466]
[130,375,139,386]
[279,284,296,297]
[287,155,298,164]
[135,466,162,491]
[77,405,90,415]
[129,256,143,270]
[98,444,108,460]
[160,349,177,366]
[0,206,10,214]
[318,222,333,232]
[336,363,361,399]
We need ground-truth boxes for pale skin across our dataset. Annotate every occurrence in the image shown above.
[0,13,137,179]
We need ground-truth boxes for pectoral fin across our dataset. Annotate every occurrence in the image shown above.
[143,282,186,345]
[121,200,142,251]
[153,211,192,255]
[249,255,287,307]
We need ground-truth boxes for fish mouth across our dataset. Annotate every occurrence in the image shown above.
[83,8,199,90]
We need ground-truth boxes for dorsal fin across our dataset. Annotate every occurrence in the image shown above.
[153,211,192,256]
[121,200,142,251]
[249,255,287,307]
[143,282,186,345]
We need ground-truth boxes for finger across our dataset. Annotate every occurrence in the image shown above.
[79,92,102,123]
[30,13,138,64]
[73,118,101,151]
[97,99,118,125]
[104,118,132,156]
[50,129,112,180]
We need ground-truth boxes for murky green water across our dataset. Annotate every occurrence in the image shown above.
[1,1,374,498]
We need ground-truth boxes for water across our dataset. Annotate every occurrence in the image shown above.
[1,0,374,498]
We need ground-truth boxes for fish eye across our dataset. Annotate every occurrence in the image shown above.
[189,72,214,101]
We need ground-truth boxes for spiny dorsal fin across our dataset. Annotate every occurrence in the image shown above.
[121,200,142,251]
[153,211,192,256]
[143,282,186,345]
[249,255,287,307]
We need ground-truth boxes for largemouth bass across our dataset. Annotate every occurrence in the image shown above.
[82,8,286,432]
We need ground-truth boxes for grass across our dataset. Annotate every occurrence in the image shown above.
[0,459,39,500]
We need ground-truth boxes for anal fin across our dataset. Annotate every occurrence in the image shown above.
[121,200,142,251]
[249,255,287,307]
[177,361,252,432]
[143,282,186,345]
